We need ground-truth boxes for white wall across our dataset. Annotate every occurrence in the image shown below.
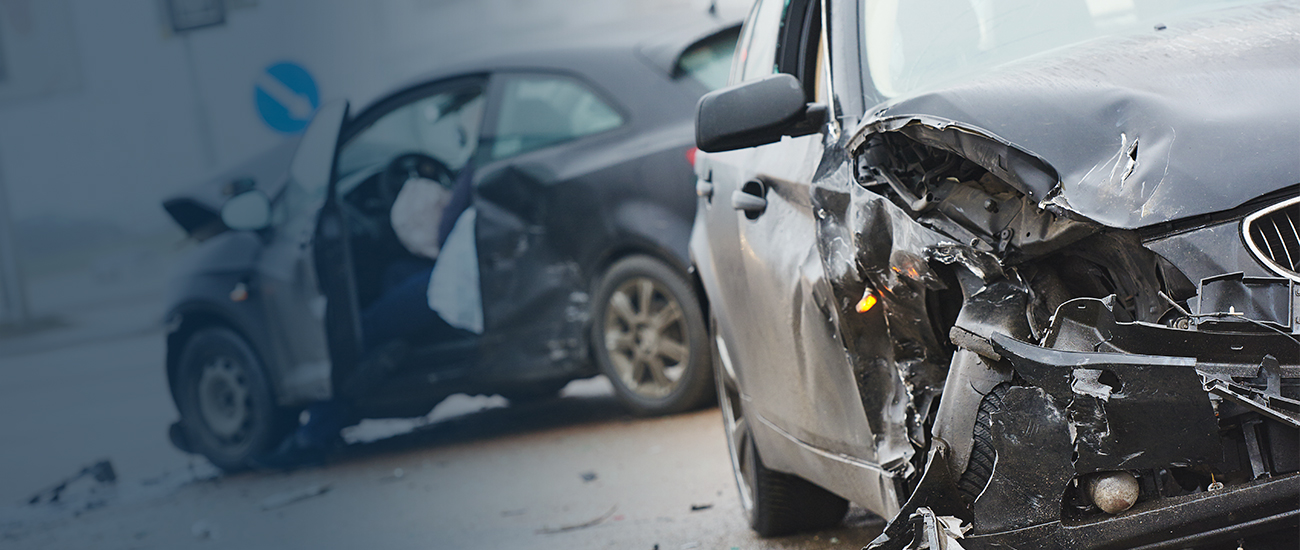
[0,0,752,235]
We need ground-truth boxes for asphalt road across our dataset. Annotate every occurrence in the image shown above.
[0,327,885,550]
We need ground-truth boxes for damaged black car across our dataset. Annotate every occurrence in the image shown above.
[692,0,1298,547]
[160,20,740,470]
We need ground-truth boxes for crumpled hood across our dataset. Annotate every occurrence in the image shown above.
[854,1,1300,229]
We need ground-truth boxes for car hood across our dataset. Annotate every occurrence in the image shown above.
[853,1,1300,229]
[162,136,300,240]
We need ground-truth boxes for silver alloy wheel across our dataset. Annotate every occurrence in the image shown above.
[603,276,691,399]
[196,357,251,443]
[715,332,754,513]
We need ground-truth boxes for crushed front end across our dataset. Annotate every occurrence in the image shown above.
[828,118,1299,549]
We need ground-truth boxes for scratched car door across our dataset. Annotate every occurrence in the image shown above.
[708,0,885,472]
[472,71,630,374]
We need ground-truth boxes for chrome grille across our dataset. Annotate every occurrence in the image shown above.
[1243,195,1300,281]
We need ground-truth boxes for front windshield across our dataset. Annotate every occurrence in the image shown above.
[862,0,1271,98]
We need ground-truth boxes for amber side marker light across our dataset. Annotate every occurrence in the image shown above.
[856,289,878,313]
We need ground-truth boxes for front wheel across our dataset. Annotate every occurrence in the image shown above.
[591,255,712,415]
[714,316,848,536]
[173,327,294,472]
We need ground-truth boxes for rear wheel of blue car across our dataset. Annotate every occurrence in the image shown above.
[713,315,848,537]
[174,327,293,472]
[592,255,712,416]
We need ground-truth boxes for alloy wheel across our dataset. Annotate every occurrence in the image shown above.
[603,276,692,399]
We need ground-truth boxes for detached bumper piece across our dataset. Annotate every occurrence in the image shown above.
[960,296,1298,549]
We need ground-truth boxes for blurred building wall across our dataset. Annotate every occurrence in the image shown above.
[0,0,751,237]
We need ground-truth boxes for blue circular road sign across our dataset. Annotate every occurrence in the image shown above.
[254,62,320,134]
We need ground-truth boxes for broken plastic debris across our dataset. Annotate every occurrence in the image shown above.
[26,459,117,513]
[259,483,331,511]
[689,503,713,511]
[580,471,597,482]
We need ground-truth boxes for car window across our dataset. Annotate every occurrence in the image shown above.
[735,0,788,82]
[335,84,486,195]
[489,75,624,161]
[677,28,741,91]
[862,0,1272,98]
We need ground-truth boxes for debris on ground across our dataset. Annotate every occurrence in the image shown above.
[689,503,712,512]
[536,506,617,534]
[580,471,597,482]
[259,483,331,511]
[25,459,117,515]
[681,542,700,549]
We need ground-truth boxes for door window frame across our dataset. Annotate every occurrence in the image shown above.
[331,74,491,196]
[478,69,631,166]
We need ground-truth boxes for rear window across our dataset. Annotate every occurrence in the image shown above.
[677,27,741,91]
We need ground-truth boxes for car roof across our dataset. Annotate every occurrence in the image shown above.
[354,15,740,115]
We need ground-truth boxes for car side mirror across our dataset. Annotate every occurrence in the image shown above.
[221,190,272,231]
[695,73,827,153]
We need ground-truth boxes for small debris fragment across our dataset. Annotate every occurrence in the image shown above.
[681,542,700,549]
[259,483,331,511]
[536,506,617,534]
[580,471,597,482]
[27,460,117,506]
[689,503,713,512]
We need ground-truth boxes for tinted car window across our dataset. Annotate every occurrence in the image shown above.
[490,75,624,160]
[677,28,741,91]
[336,85,485,194]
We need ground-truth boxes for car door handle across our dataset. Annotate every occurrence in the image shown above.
[732,183,766,215]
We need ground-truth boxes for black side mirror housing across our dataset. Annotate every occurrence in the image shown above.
[695,73,827,153]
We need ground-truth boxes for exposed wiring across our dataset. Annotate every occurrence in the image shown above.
[1189,311,1300,346]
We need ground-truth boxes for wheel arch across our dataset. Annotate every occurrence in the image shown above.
[165,302,282,411]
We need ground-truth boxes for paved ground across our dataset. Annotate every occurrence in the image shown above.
[0,329,884,549]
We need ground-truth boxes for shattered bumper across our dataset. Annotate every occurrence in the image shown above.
[962,473,1299,549]
[969,296,1299,548]
[873,295,1299,549]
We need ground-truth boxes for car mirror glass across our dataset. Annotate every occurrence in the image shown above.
[221,190,272,231]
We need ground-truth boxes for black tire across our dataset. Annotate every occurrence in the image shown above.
[744,435,850,537]
[591,255,713,415]
[958,382,1010,505]
[713,315,848,537]
[173,327,294,472]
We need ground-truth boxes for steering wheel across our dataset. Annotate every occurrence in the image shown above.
[377,152,457,209]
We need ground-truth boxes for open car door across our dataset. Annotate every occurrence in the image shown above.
[256,101,359,402]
